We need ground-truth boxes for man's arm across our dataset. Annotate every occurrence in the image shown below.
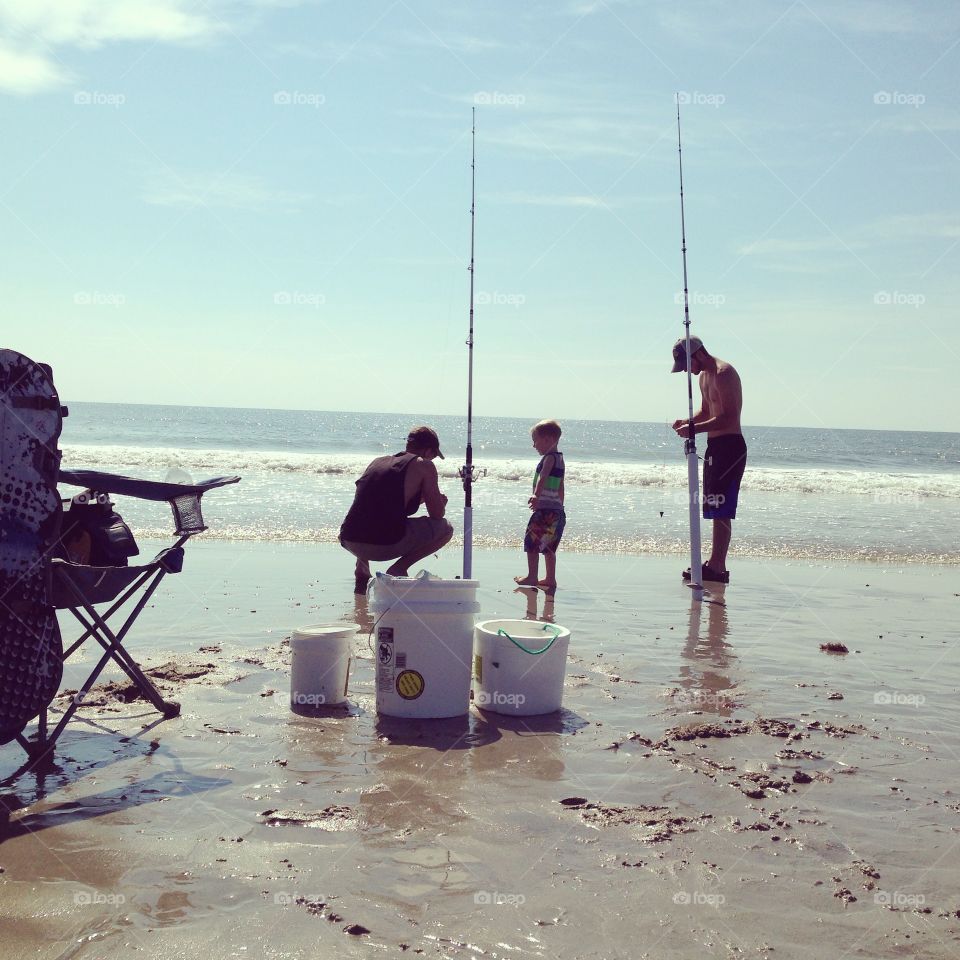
[673,386,710,432]
[672,408,706,431]
[417,460,448,518]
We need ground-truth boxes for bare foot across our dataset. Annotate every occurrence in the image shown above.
[385,565,409,577]
[514,575,538,587]
[536,580,556,590]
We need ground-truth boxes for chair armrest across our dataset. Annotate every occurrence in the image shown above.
[59,470,240,501]
[59,470,241,536]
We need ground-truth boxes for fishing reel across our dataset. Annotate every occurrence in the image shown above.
[458,464,487,490]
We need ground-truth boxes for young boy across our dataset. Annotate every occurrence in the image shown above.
[514,419,565,593]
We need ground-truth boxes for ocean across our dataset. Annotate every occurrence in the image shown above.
[59,403,960,564]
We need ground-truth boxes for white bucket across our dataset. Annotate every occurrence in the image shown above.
[473,619,571,716]
[290,623,357,712]
[369,571,480,719]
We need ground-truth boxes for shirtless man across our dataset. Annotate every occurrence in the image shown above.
[339,426,453,593]
[671,337,747,584]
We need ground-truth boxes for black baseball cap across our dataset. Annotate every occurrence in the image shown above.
[407,425,444,458]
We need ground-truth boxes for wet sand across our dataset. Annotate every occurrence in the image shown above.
[1,542,959,959]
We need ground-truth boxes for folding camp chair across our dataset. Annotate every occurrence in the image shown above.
[1,348,240,767]
[22,470,241,762]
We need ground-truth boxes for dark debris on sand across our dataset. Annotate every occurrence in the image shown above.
[558,798,712,842]
[820,642,849,654]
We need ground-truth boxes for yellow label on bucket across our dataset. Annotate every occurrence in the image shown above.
[473,654,482,684]
[395,669,425,700]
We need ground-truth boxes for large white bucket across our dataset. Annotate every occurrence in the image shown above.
[290,623,357,712]
[370,571,480,719]
[473,619,571,716]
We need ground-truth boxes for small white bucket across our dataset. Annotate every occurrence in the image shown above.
[473,619,571,716]
[369,571,480,719]
[290,623,357,712]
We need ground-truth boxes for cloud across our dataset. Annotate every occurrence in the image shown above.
[0,0,226,94]
[794,0,960,36]
[393,28,512,54]
[864,213,960,241]
[489,191,657,209]
[738,213,960,266]
[739,236,859,256]
[492,192,608,208]
[143,169,311,212]
[484,113,667,159]
[0,0,218,47]
[0,43,72,95]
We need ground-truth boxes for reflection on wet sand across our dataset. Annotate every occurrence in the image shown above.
[352,592,374,635]
[360,717,475,843]
[676,587,737,715]
[513,586,555,623]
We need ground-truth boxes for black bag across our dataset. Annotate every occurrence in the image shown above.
[59,499,139,566]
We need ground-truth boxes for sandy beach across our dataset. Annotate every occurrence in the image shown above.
[2,541,958,959]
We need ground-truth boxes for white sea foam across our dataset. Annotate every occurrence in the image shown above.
[61,444,960,499]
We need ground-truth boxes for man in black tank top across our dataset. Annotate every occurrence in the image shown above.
[340,426,453,592]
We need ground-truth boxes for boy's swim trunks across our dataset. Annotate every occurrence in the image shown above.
[702,434,747,520]
[524,508,566,554]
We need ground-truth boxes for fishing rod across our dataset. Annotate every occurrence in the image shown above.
[677,101,704,597]
[460,108,479,579]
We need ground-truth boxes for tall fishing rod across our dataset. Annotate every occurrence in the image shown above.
[460,108,478,579]
[677,101,703,597]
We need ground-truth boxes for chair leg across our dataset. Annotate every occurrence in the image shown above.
[63,570,181,717]
[14,709,57,768]
[34,564,185,761]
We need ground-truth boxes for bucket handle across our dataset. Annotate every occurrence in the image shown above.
[496,623,561,656]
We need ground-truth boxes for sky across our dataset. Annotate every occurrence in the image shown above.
[0,0,958,431]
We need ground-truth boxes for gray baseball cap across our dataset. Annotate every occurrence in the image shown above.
[671,336,705,373]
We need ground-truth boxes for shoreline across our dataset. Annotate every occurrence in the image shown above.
[2,543,958,958]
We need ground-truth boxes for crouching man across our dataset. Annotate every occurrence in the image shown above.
[339,426,454,593]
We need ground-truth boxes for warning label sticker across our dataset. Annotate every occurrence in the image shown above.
[395,669,425,700]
